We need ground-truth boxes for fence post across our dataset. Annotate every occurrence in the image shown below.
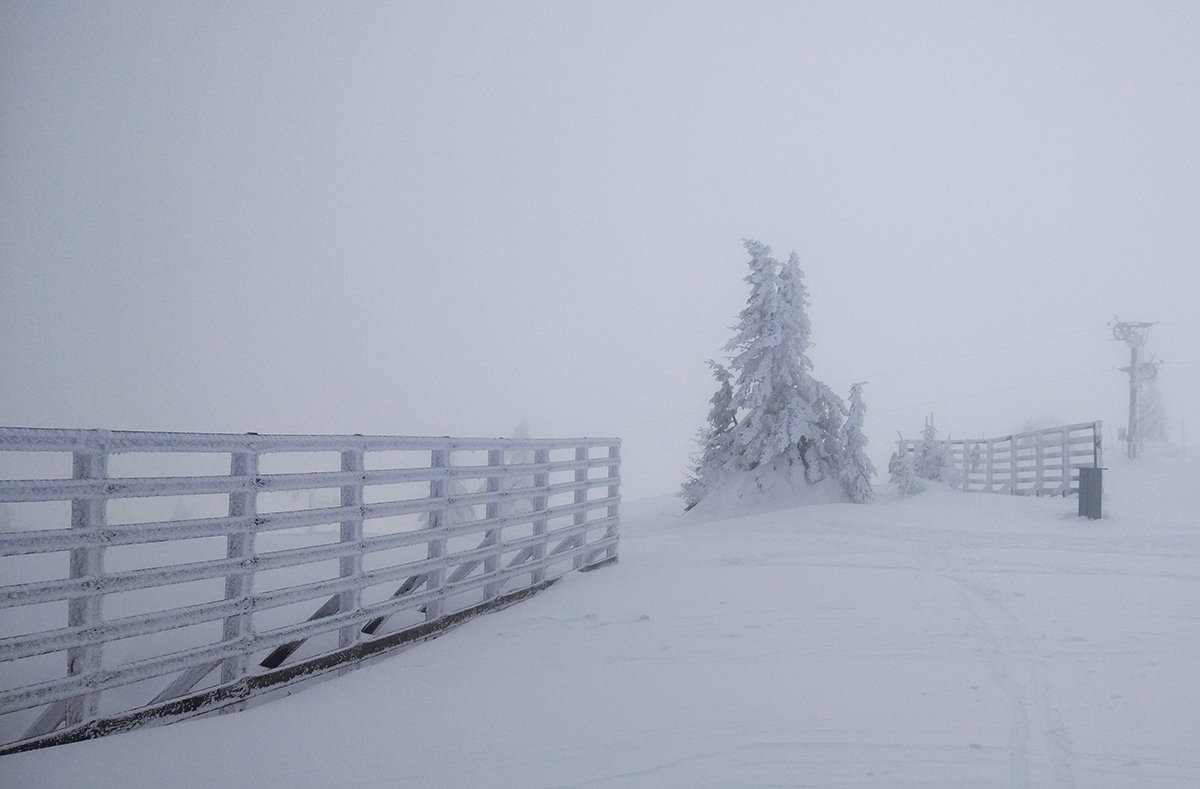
[64,443,107,727]
[1035,431,1045,495]
[424,449,449,621]
[531,449,549,585]
[221,451,258,690]
[948,441,963,491]
[962,444,972,491]
[1006,436,1015,493]
[605,443,620,562]
[483,449,504,601]
[338,449,365,649]
[1059,427,1071,494]
[985,440,995,492]
[573,447,588,570]
[966,443,976,492]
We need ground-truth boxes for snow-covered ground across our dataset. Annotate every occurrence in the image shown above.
[4,454,1199,788]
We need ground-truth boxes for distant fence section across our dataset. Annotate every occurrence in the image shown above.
[897,421,1102,496]
[0,428,620,754]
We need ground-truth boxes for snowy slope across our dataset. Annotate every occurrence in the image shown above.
[4,455,1199,788]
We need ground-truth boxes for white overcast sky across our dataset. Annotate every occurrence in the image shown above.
[2,2,1198,497]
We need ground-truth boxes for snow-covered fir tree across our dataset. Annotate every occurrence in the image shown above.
[726,243,827,475]
[500,419,537,516]
[808,381,848,483]
[839,382,876,502]
[889,448,925,495]
[777,250,849,483]
[682,361,737,510]
[684,239,855,511]
[912,415,960,487]
[423,473,479,528]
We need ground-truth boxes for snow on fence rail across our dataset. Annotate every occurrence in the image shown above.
[0,427,620,754]
[897,421,1102,496]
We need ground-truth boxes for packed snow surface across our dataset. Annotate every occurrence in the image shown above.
[5,455,1199,788]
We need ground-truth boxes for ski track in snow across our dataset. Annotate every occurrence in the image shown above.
[947,574,1075,789]
[3,455,1200,787]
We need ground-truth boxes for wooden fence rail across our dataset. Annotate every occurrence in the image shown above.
[897,420,1102,496]
[0,427,620,754]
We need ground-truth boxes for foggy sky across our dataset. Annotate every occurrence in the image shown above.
[3,2,1198,498]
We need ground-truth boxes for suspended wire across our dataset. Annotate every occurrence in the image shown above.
[843,326,1104,383]
[631,365,1119,453]
[671,326,1112,431]
[873,368,1113,415]
[634,325,1191,468]
[668,323,1176,447]
[628,365,1125,463]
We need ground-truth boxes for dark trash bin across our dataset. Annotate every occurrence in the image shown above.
[1078,466,1103,519]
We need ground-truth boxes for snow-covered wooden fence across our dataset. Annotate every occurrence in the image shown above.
[897,421,1102,496]
[0,427,620,754]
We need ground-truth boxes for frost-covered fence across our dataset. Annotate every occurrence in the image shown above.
[897,421,1102,496]
[0,428,620,754]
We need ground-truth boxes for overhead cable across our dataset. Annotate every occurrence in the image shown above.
[873,368,1113,415]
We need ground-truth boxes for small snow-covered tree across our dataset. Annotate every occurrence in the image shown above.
[501,419,537,516]
[420,456,480,529]
[913,415,959,486]
[808,381,848,483]
[839,382,875,502]
[914,418,939,479]
[889,448,925,495]
[682,361,737,510]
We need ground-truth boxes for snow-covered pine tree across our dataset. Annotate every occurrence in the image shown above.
[681,361,737,510]
[913,415,960,486]
[890,448,924,495]
[683,239,858,512]
[839,382,875,502]
[915,417,941,480]
[722,241,845,494]
[808,381,848,483]
[501,419,536,516]
[778,251,848,483]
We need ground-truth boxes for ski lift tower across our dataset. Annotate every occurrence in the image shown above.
[1111,319,1156,458]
